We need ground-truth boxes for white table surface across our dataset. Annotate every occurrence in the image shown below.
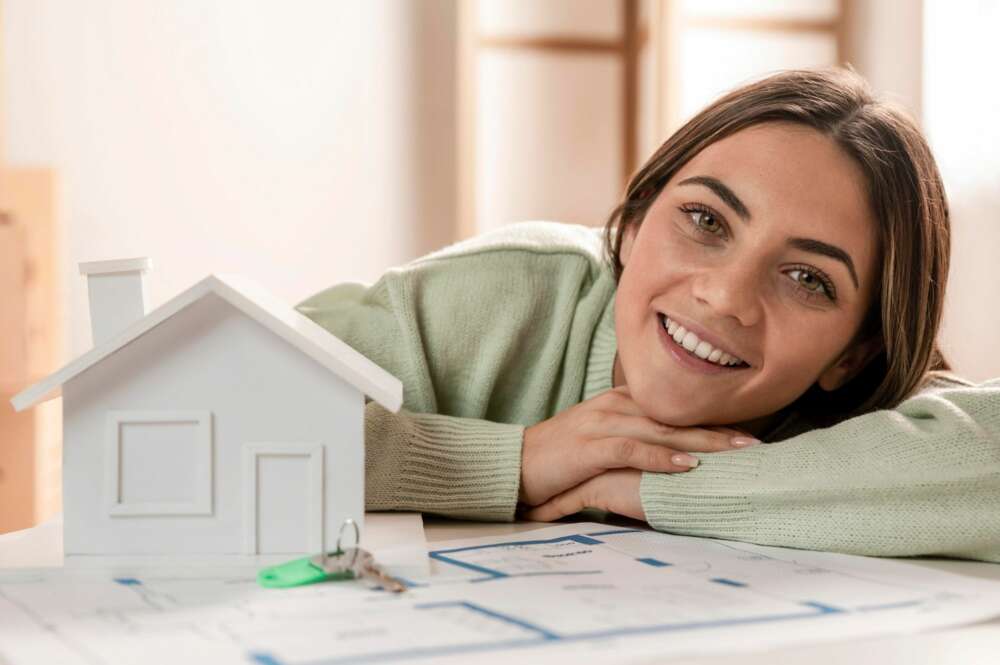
[3,513,1000,664]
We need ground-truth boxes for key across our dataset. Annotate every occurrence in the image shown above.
[313,546,407,593]
[349,548,408,593]
[257,517,408,591]
[310,546,364,577]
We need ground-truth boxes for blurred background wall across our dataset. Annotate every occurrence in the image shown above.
[923,0,1000,390]
[1,0,998,531]
[3,0,458,359]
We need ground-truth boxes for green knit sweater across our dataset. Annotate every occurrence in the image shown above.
[296,221,1000,563]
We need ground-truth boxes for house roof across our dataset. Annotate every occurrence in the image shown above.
[10,274,403,414]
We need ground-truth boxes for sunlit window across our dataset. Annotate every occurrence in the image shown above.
[459,0,845,237]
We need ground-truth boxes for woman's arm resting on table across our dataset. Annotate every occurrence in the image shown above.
[634,376,1000,562]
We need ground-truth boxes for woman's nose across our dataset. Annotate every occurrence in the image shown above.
[690,260,763,327]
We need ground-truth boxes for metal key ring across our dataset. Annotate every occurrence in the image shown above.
[319,518,362,568]
[336,517,361,554]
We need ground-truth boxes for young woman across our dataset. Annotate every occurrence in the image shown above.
[297,68,1000,562]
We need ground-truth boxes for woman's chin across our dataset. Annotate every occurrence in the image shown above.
[633,391,734,427]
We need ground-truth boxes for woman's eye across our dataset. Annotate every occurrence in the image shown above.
[787,268,836,302]
[680,205,725,236]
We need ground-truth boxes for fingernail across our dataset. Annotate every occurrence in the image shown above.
[671,453,699,468]
[731,436,762,448]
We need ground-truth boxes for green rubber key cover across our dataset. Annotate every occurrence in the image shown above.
[257,555,354,589]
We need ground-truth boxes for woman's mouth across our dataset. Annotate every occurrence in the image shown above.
[656,313,751,375]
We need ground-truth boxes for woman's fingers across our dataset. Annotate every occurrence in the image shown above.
[707,425,757,438]
[523,470,644,522]
[589,414,759,453]
[524,485,589,522]
[657,424,760,452]
[599,387,761,450]
[518,384,761,508]
[586,437,700,473]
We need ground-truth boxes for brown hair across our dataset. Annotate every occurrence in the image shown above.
[603,68,952,428]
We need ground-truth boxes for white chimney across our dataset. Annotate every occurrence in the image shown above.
[79,257,152,347]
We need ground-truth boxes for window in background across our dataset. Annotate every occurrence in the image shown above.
[924,0,1000,382]
[457,0,847,239]
[654,0,844,137]
[457,0,647,237]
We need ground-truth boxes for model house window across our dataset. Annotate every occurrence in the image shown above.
[105,410,213,517]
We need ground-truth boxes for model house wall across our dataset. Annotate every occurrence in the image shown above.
[62,292,364,556]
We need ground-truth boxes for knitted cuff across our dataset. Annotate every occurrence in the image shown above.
[366,405,525,522]
[639,449,765,539]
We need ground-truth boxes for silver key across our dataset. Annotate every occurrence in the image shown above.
[310,547,364,578]
[310,518,364,577]
[309,518,406,593]
[350,548,408,593]
[310,546,407,593]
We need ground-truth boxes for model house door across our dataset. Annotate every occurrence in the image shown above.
[242,443,324,555]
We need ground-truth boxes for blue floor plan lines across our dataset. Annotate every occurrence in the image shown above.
[4,522,1000,665]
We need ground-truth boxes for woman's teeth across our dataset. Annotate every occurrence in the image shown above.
[661,315,747,367]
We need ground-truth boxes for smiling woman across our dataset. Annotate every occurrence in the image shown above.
[606,69,951,436]
[298,68,1000,563]
[613,124,883,436]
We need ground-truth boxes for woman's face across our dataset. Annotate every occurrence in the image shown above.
[614,122,881,431]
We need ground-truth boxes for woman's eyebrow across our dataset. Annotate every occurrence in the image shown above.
[677,175,859,291]
[677,176,751,220]
[787,238,860,290]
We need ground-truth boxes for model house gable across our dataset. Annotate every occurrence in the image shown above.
[11,273,403,415]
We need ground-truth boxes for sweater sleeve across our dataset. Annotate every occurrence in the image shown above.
[639,376,1000,562]
[296,276,524,522]
[363,402,522,520]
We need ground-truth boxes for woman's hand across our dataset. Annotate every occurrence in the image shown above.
[519,385,758,507]
[522,469,644,522]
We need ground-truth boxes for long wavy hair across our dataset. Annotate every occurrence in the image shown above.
[603,68,952,428]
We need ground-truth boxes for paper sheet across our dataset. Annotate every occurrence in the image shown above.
[3,522,1000,664]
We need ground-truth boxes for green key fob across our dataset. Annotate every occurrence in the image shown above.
[257,554,353,589]
[259,518,365,589]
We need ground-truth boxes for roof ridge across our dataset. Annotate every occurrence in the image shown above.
[10,274,402,415]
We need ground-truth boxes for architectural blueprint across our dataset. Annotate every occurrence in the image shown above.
[3,522,1000,664]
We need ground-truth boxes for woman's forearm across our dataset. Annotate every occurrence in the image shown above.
[640,376,1000,562]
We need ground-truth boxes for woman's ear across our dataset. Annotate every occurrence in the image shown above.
[817,336,883,391]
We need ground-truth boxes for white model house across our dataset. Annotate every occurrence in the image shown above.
[11,259,402,556]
